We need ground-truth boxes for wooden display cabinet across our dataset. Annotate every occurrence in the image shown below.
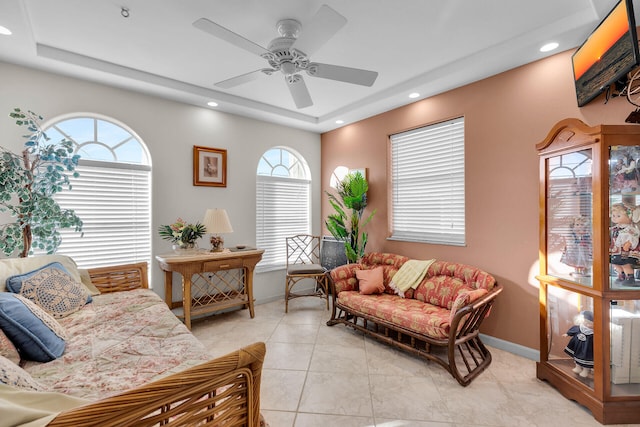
[536,118,640,424]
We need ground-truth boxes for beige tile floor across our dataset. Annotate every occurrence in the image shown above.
[190,297,640,427]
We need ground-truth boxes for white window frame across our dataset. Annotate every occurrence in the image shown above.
[42,114,152,269]
[389,117,466,246]
[256,147,311,272]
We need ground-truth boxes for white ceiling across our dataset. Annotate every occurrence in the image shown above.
[0,0,624,133]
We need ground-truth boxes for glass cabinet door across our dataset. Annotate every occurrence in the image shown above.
[609,146,640,290]
[610,299,640,396]
[546,149,593,286]
[546,285,595,390]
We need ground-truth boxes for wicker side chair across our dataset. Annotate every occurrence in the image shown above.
[285,234,329,312]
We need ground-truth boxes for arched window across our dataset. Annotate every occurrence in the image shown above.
[256,147,311,272]
[43,114,151,268]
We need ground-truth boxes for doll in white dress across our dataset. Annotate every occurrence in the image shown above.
[560,216,592,276]
[609,203,640,286]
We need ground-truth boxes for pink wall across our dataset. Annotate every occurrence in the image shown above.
[321,50,636,350]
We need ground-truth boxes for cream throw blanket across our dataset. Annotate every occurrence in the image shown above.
[389,259,435,297]
[0,384,90,427]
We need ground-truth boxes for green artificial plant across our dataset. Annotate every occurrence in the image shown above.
[0,108,83,257]
[325,171,376,263]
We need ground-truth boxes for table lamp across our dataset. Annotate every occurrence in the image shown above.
[202,208,233,252]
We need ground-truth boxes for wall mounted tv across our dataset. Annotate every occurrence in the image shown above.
[572,0,639,107]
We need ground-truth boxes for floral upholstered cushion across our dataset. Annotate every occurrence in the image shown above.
[361,252,409,269]
[356,267,385,294]
[413,276,472,310]
[331,264,361,293]
[0,329,20,365]
[426,260,496,291]
[0,355,43,391]
[360,252,410,295]
[0,293,66,363]
[449,288,489,326]
[6,262,92,319]
[337,291,452,339]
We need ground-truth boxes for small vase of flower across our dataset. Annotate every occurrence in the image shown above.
[158,218,206,253]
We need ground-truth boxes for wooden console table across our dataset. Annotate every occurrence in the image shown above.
[155,248,264,329]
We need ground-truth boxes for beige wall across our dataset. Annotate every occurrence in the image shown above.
[321,50,636,351]
[0,61,322,303]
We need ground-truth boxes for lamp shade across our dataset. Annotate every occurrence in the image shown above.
[202,208,233,234]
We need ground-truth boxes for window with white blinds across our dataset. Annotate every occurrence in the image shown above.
[42,116,152,269]
[256,148,311,272]
[390,117,465,246]
[54,161,151,268]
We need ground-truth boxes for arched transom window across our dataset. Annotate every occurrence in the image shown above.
[43,114,151,269]
[256,147,311,271]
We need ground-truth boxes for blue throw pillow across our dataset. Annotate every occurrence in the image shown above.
[6,262,92,318]
[0,293,66,362]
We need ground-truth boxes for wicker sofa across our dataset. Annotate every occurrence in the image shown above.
[327,252,502,386]
[0,255,265,427]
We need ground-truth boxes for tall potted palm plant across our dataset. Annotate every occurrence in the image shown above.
[0,108,83,257]
[325,171,376,263]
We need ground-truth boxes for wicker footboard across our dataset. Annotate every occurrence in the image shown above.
[327,285,502,386]
[47,341,266,427]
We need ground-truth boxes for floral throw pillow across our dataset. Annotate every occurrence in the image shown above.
[0,354,42,391]
[6,262,92,319]
[0,329,20,365]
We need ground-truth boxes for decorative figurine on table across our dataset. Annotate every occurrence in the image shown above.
[563,310,594,378]
[560,215,592,277]
[609,203,640,286]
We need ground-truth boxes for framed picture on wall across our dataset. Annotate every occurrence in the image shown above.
[193,145,227,187]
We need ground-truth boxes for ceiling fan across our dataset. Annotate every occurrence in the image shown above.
[193,4,378,109]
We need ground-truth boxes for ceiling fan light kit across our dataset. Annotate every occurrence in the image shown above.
[193,4,378,109]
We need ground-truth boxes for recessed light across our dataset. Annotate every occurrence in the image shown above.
[0,26,12,36]
[207,101,218,107]
[540,42,559,52]
[409,92,420,99]
[335,120,344,124]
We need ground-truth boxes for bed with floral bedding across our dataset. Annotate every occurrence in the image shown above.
[0,255,266,427]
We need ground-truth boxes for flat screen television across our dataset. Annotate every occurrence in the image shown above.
[572,0,639,107]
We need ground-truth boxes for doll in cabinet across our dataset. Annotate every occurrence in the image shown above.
[560,215,592,277]
[609,202,640,286]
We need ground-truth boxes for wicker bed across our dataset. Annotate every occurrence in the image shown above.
[50,262,266,427]
[1,259,266,427]
[48,341,266,427]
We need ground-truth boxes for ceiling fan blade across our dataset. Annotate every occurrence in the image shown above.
[193,18,269,57]
[286,75,313,108]
[307,63,378,86]
[215,69,269,89]
[291,5,347,56]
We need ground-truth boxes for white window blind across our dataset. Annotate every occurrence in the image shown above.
[41,115,152,270]
[53,161,152,268]
[390,117,465,246]
[256,176,310,271]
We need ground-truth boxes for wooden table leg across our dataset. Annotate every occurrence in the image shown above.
[164,270,173,309]
[182,274,192,330]
[245,266,255,318]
